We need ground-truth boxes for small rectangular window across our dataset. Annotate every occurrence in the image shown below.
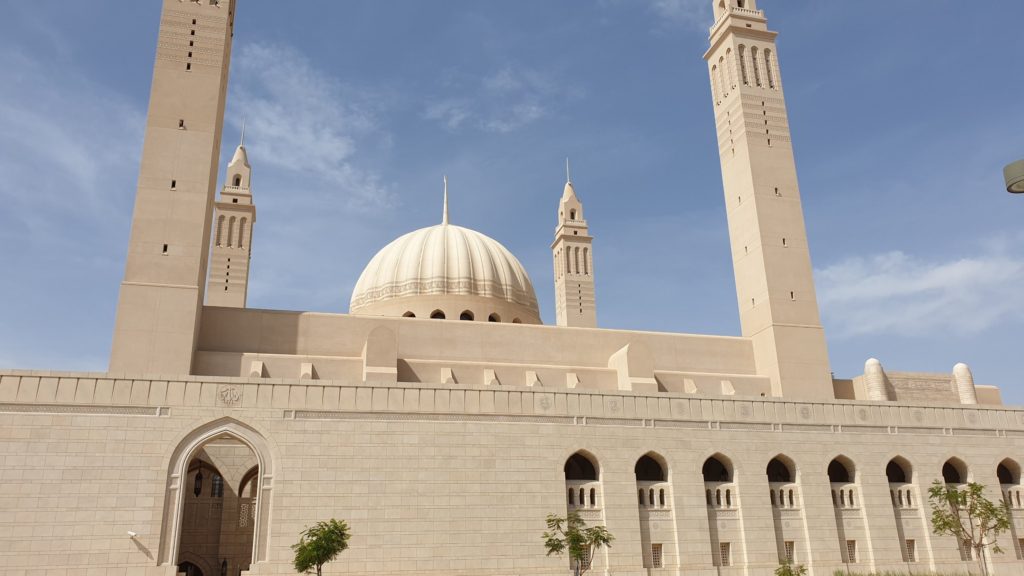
[171,180,176,189]
[178,119,185,129]
[906,539,916,563]
[720,543,731,567]
[846,540,857,563]
[784,541,795,564]
[162,244,169,255]
[188,51,193,58]
[186,63,192,71]
[652,543,663,568]
[190,29,195,36]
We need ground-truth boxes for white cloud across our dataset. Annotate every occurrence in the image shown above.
[231,43,393,211]
[0,49,143,250]
[422,65,556,134]
[817,246,1024,338]
[648,0,713,29]
[600,0,712,31]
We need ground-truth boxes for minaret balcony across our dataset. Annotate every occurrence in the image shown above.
[710,6,766,34]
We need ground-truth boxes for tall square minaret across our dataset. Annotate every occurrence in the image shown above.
[705,0,833,399]
[110,0,236,375]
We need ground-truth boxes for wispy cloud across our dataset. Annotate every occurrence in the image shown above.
[647,0,713,29]
[230,43,394,211]
[817,242,1024,339]
[0,48,143,249]
[423,65,562,134]
[601,0,712,31]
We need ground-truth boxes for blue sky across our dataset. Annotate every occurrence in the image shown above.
[1,1,1022,402]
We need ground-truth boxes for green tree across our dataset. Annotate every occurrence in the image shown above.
[928,481,1010,576]
[292,519,352,576]
[543,511,615,576]
[775,561,807,576]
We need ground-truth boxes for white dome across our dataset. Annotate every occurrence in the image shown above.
[350,223,541,322]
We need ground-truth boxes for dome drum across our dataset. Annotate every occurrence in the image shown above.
[357,294,539,325]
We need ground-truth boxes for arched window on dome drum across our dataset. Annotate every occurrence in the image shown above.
[512,318,522,324]
[430,310,446,320]
[227,216,236,248]
[403,312,416,318]
[488,313,500,323]
[583,248,589,276]
[460,311,474,321]
[238,218,247,250]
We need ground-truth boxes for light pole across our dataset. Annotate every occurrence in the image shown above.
[1005,159,1024,194]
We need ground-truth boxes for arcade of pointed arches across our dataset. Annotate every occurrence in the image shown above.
[561,450,1024,570]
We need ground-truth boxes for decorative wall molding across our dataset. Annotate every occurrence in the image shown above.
[0,403,167,417]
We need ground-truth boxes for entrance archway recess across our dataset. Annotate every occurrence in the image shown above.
[158,418,275,567]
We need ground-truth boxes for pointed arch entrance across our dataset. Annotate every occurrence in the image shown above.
[158,418,274,572]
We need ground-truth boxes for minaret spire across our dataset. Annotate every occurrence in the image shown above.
[566,157,572,184]
[240,117,247,147]
[442,175,449,225]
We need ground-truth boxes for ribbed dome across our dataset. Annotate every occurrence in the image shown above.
[350,223,541,322]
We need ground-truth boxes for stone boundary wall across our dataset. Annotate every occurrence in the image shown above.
[2,370,1020,435]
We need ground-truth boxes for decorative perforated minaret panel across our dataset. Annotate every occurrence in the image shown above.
[705,0,833,399]
[207,144,256,308]
[110,0,235,375]
[552,176,597,328]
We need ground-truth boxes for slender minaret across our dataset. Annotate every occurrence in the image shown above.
[705,0,833,399]
[110,0,236,375]
[552,161,597,328]
[207,135,256,308]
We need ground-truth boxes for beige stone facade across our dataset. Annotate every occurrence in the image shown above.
[1,1,1020,576]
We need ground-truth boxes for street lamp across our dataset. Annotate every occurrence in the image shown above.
[1005,159,1024,194]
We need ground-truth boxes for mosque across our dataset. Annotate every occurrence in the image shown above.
[2,1,1024,575]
